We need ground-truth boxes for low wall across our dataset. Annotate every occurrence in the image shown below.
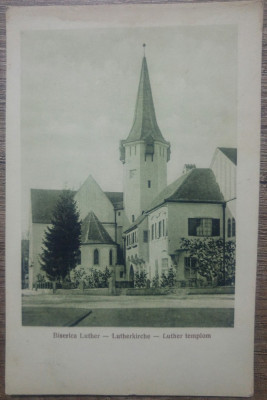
[56,288,110,296]
[125,288,169,296]
[188,286,235,295]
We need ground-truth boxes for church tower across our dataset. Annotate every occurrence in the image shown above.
[120,49,170,225]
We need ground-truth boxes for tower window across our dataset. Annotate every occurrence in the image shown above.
[148,180,151,188]
[109,249,113,266]
[132,215,135,223]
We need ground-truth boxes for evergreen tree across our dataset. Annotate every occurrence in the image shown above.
[40,190,81,282]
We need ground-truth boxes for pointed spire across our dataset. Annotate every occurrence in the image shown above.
[125,52,168,144]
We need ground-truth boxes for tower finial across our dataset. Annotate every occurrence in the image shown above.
[143,43,146,56]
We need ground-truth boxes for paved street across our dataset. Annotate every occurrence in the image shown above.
[22,292,234,327]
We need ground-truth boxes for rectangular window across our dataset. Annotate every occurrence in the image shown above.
[188,218,220,237]
[162,258,168,273]
[158,221,162,237]
[148,180,151,188]
[162,219,165,236]
[184,257,197,279]
[155,223,157,239]
[132,215,135,223]
[120,271,123,278]
[143,230,148,243]
[152,225,154,240]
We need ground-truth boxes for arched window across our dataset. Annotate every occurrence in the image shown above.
[227,218,232,238]
[76,250,81,265]
[109,249,113,266]
[232,218,236,237]
[94,249,99,265]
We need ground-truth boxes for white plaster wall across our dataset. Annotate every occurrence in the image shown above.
[81,244,117,269]
[74,175,115,223]
[148,206,171,280]
[167,202,224,255]
[29,223,50,288]
[211,150,236,202]
[123,141,168,223]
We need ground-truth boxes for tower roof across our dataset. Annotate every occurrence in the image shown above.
[125,56,168,145]
[81,211,115,244]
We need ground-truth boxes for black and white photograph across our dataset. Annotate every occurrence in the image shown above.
[5,2,262,396]
[21,24,237,328]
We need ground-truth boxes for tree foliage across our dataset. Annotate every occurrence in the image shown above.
[152,273,160,288]
[134,270,148,288]
[160,267,176,288]
[72,266,112,288]
[40,190,81,281]
[179,237,235,285]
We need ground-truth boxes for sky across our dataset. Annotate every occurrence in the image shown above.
[21,25,237,233]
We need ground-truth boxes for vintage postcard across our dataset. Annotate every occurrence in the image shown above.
[5,1,263,396]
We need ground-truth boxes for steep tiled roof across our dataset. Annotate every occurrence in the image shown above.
[81,211,115,244]
[31,189,76,224]
[105,192,123,210]
[125,57,168,145]
[218,147,237,165]
[147,168,224,212]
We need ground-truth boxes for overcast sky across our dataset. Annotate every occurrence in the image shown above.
[21,25,237,233]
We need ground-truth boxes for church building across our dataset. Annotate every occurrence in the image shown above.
[28,51,236,290]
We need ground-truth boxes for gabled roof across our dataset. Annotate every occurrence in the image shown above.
[31,189,76,224]
[105,192,123,210]
[124,56,168,145]
[147,168,224,212]
[31,188,123,224]
[81,211,115,245]
[218,147,237,165]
